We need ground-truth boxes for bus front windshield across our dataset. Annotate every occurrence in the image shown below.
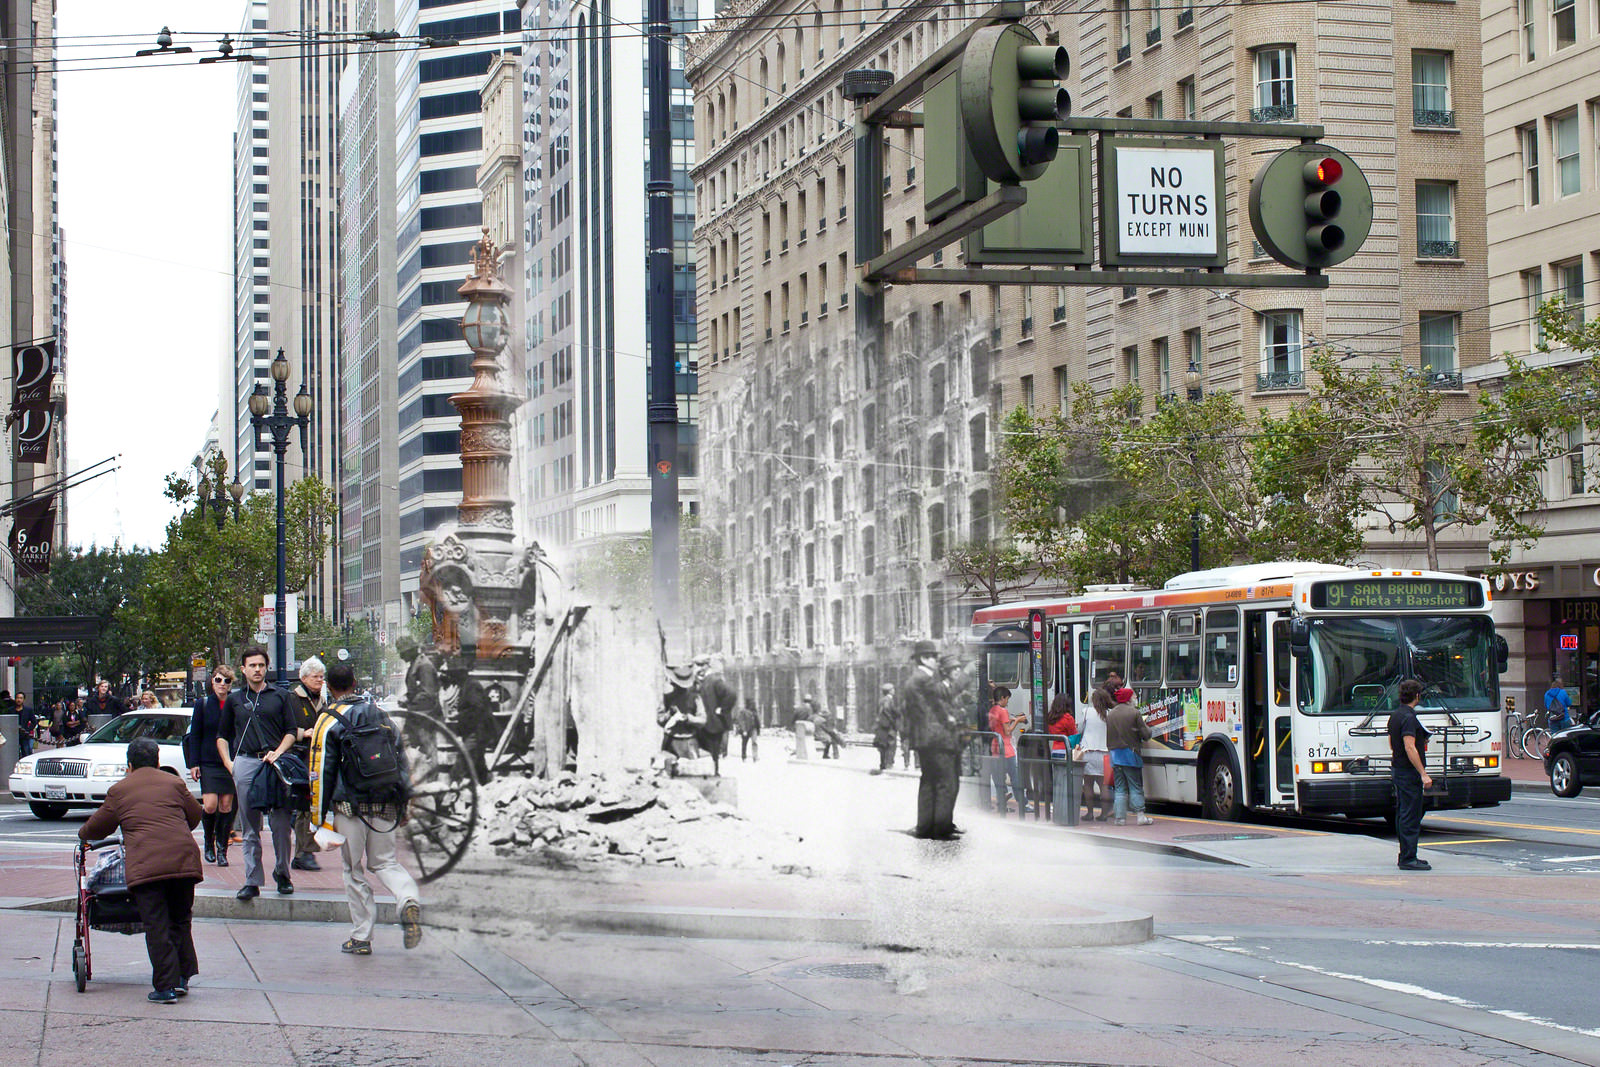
[1304,615,1497,714]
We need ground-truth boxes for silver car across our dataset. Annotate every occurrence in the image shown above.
[9,710,200,819]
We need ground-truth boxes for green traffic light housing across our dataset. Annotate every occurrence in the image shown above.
[961,23,1070,183]
[1248,144,1372,270]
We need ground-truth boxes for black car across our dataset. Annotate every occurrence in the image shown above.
[1545,710,1600,797]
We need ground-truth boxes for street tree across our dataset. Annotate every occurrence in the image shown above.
[138,471,339,669]
[1298,348,1600,569]
[17,543,152,688]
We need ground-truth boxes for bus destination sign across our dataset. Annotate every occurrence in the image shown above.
[1310,578,1485,611]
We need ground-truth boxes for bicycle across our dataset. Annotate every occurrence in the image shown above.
[1506,706,1540,760]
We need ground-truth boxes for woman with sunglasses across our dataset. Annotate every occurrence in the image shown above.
[182,665,239,865]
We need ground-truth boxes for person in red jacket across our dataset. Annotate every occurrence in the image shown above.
[79,738,203,1003]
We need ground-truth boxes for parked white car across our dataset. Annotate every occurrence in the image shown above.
[9,710,200,819]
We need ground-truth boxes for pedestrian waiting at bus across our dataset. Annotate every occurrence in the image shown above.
[1079,689,1112,821]
[1106,687,1153,826]
[987,686,1028,815]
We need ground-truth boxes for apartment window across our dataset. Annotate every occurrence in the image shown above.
[1558,259,1585,324]
[1416,182,1457,258]
[1419,313,1460,385]
[1524,269,1546,348]
[1426,459,1459,522]
[1020,286,1033,334]
[1021,374,1034,412]
[1123,345,1140,390]
[1258,311,1303,390]
[1155,337,1170,395]
[1147,92,1164,120]
[1115,0,1132,61]
[1555,111,1580,197]
[1185,328,1204,386]
[1055,366,1071,413]
[1569,425,1587,494]
[1522,126,1541,207]
[1411,52,1453,128]
[1179,78,1197,121]
[1253,47,1295,123]
[1148,0,1161,42]
[1520,0,1536,60]
[1553,0,1576,49]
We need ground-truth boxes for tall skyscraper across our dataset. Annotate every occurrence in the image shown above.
[231,0,348,622]
[339,0,403,633]
[392,0,518,615]
[514,0,699,552]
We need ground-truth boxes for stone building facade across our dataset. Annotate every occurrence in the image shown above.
[686,0,1489,729]
[1480,0,1600,718]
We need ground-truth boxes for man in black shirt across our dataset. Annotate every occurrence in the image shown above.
[217,646,297,900]
[1387,678,1434,871]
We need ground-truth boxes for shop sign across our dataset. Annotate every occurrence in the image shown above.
[1475,570,1542,593]
[1560,635,1580,651]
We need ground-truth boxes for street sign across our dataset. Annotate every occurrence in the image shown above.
[965,135,1093,265]
[190,653,207,669]
[1099,138,1227,267]
[258,606,275,635]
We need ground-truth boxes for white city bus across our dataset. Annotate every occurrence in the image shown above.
[971,562,1511,821]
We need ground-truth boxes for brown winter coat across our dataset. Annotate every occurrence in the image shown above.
[1105,700,1152,752]
[78,766,203,889]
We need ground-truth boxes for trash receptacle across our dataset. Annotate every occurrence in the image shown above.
[1052,759,1079,826]
[976,754,999,809]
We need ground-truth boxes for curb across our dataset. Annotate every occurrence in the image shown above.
[22,889,394,925]
[442,901,1155,948]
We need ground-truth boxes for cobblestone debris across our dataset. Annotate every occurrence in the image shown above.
[474,770,808,871]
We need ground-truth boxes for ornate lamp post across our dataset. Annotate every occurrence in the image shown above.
[248,348,312,686]
[195,453,245,532]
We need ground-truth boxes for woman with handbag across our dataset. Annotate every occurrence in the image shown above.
[183,667,237,866]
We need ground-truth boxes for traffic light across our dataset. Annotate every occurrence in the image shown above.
[1248,144,1372,270]
[959,23,1070,184]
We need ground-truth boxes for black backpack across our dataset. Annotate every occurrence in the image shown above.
[326,699,406,804]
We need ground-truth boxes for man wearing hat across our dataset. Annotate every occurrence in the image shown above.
[694,654,737,768]
[397,636,441,718]
[870,682,899,775]
[903,641,962,839]
[658,664,709,775]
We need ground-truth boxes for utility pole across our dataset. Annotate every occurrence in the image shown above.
[646,0,682,655]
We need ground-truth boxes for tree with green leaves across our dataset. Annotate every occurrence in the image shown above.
[1296,348,1600,569]
[137,469,339,670]
[17,543,152,687]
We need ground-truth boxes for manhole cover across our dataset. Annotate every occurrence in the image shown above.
[1172,832,1276,842]
[804,963,890,981]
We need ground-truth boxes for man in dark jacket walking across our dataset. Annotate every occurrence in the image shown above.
[904,641,962,839]
[217,646,298,901]
[79,738,203,1003]
[14,691,37,757]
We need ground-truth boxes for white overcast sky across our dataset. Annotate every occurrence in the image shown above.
[58,4,240,550]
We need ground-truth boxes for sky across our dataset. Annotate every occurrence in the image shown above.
[57,4,240,550]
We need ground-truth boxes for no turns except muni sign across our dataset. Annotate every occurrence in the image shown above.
[1099,138,1228,268]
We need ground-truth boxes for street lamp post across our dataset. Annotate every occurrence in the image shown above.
[1184,361,1204,574]
[248,348,312,687]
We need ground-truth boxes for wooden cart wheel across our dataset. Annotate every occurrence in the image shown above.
[388,710,479,884]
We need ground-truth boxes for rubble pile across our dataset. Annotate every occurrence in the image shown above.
[475,770,807,871]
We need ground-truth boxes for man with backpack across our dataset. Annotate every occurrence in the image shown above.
[308,661,422,955]
[1545,674,1575,732]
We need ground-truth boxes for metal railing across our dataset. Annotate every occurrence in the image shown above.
[1250,103,1297,123]
[1419,239,1460,258]
[1257,369,1306,391]
[1414,109,1456,128]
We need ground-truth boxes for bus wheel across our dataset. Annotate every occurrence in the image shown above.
[1201,750,1244,822]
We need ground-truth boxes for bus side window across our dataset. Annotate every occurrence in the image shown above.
[1204,608,1239,688]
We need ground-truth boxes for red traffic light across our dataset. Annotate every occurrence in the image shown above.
[1308,157,1342,185]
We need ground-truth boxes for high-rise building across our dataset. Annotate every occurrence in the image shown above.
[1482,0,1600,717]
[686,0,1489,724]
[392,0,517,615]
[339,0,404,635]
[232,0,349,624]
[514,0,699,553]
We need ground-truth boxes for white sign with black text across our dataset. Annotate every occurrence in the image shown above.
[1115,146,1220,256]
